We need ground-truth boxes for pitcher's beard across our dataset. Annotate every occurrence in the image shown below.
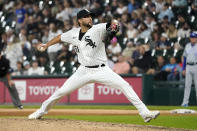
[84,22,92,28]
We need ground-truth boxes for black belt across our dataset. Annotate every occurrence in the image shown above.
[187,62,197,65]
[85,64,105,68]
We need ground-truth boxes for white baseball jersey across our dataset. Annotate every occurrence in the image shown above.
[61,23,108,66]
[35,23,152,120]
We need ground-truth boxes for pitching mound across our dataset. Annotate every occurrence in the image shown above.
[0,118,186,131]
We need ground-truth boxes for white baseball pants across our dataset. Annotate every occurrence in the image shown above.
[39,65,150,116]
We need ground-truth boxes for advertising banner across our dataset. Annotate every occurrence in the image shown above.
[0,82,5,103]
[70,77,142,104]
[5,78,68,103]
[3,76,142,104]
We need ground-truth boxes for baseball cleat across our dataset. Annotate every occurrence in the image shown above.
[142,111,160,123]
[28,110,44,119]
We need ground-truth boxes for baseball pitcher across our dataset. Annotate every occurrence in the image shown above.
[28,9,159,122]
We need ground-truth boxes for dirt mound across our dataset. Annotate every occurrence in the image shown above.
[0,118,187,131]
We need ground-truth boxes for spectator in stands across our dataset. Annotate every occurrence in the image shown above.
[156,33,170,50]
[5,36,23,70]
[191,0,197,16]
[122,41,136,60]
[27,60,45,75]
[47,22,63,62]
[172,0,187,7]
[56,44,72,62]
[26,15,39,36]
[144,14,156,31]
[127,0,140,14]
[111,0,118,14]
[177,15,187,28]
[126,22,138,39]
[42,30,49,44]
[155,0,165,13]
[113,55,130,74]
[148,55,165,75]
[150,31,160,50]
[116,1,127,15]
[137,22,151,39]
[12,61,24,76]
[130,11,140,28]
[15,1,27,33]
[56,0,72,21]
[155,57,181,81]
[132,45,152,74]
[23,61,30,75]
[177,22,191,38]
[166,23,178,39]
[107,37,122,62]
[158,3,174,22]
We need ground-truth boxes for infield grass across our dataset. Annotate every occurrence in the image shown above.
[46,115,197,130]
[0,105,197,110]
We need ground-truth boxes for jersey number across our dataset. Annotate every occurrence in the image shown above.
[73,46,79,53]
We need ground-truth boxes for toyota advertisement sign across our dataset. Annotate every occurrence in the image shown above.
[1,77,142,104]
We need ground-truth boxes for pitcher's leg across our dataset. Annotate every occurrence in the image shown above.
[96,67,150,115]
[182,69,193,105]
[39,73,89,114]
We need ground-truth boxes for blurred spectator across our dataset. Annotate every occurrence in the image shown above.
[15,1,27,33]
[177,15,187,28]
[42,30,49,44]
[12,61,23,76]
[56,44,72,62]
[191,0,197,16]
[116,1,127,15]
[155,57,181,81]
[27,60,45,75]
[144,14,156,31]
[150,31,160,50]
[132,45,152,74]
[137,22,151,39]
[47,22,63,62]
[71,0,83,17]
[177,22,191,38]
[155,0,165,13]
[147,55,166,75]
[5,36,23,70]
[166,23,178,39]
[56,0,72,21]
[113,55,130,74]
[23,61,30,75]
[122,41,136,60]
[126,22,138,39]
[158,3,174,22]
[107,37,122,62]
[130,11,140,28]
[127,0,140,14]
[156,33,170,50]
[172,0,187,7]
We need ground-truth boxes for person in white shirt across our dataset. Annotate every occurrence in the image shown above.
[28,9,160,122]
[27,60,44,75]
[47,23,63,62]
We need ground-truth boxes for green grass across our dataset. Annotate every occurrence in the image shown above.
[45,115,197,130]
[0,105,197,110]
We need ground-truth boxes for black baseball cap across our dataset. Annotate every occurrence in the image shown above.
[77,9,94,19]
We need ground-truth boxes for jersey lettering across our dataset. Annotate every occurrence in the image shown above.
[85,36,97,48]
[73,45,79,53]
